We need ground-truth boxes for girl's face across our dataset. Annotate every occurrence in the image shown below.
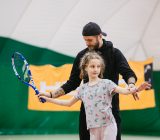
[85,58,101,79]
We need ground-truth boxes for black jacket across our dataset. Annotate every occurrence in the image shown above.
[61,39,137,111]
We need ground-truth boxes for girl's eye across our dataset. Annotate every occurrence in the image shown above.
[90,65,94,68]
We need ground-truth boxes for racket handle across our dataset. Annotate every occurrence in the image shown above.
[35,89,46,103]
[40,97,46,103]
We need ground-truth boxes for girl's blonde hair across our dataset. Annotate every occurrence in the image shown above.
[79,51,105,79]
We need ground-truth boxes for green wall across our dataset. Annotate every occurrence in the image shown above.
[0,37,160,135]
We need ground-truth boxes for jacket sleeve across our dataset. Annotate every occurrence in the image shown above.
[114,48,137,83]
[61,53,82,94]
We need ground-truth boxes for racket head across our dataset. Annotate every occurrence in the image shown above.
[11,52,46,103]
[12,52,31,83]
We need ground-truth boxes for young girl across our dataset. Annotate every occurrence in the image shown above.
[38,51,151,140]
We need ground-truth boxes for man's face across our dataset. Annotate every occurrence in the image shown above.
[83,35,100,50]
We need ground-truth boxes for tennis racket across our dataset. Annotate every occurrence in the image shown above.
[11,52,46,103]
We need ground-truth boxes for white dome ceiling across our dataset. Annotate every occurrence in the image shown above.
[0,0,160,69]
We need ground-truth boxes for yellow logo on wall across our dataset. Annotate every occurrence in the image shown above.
[28,64,81,111]
[28,58,155,111]
[119,58,155,110]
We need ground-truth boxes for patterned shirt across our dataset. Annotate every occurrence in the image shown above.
[75,79,117,129]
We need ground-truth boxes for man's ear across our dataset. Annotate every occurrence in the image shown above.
[99,34,102,39]
[85,67,88,73]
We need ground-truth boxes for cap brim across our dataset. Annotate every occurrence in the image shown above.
[102,32,107,36]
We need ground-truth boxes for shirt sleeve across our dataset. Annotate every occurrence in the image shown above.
[107,80,118,95]
[74,86,82,99]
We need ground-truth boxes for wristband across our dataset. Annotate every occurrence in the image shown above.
[128,82,135,85]
[50,92,52,98]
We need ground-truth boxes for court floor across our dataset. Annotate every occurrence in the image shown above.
[0,135,160,140]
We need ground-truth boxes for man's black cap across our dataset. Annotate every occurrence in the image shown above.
[82,22,107,36]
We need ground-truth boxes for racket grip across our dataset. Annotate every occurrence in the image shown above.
[35,89,46,103]
[40,97,46,103]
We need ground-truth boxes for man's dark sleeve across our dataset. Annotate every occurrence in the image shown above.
[114,48,137,83]
[61,53,82,94]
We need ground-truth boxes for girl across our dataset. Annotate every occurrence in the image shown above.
[38,51,151,140]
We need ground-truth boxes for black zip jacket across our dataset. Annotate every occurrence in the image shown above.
[61,39,137,111]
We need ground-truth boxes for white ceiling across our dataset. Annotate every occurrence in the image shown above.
[0,0,159,69]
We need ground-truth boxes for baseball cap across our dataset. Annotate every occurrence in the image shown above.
[82,22,107,36]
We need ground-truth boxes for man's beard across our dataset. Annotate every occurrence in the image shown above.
[88,41,99,50]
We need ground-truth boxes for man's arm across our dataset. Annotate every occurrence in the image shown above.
[114,48,137,84]
[127,77,136,85]
[61,53,82,93]
[50,52,84,98]
[38,52,84,100]
[114,49,138,100]
[50,87,66,98]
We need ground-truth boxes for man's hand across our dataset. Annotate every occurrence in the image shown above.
[38,92,51,98]
[128,82,151,101]
[38,88,65,101]
[137,82,151,92]
[37,91,51,102]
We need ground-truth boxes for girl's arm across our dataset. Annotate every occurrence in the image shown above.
[114,86,134,95]
[39,94,79,107]
[113,82,151,95]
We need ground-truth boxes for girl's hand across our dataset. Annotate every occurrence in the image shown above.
[38,95,49,100]
[128,83,139,100]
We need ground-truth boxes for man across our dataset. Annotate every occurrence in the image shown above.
[39,22,138,140]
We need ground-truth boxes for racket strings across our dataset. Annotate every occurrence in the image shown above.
[14,54,30,83]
